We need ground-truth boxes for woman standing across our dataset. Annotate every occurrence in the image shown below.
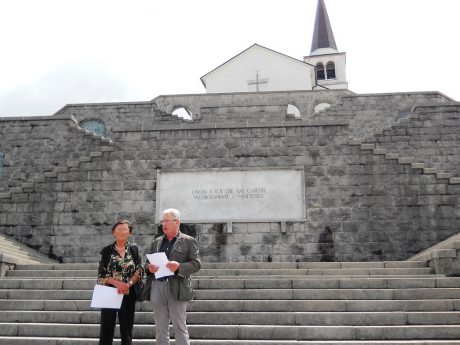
[97,220,143,345]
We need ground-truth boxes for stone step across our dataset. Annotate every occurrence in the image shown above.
[409,232,460,262]
[0,239,32,250]
[194,268,435,276]
[0,241,52,256]
[0,249,54,264]
[2,299,459,312]
[204,262,430,269]
[3,272,446,283]
[0,254,45,266]
[1,277,459,290]
[1,323,460,340]
[0,238,47,252]
[6,268,434,278]
[2,287,460,301]
[192,288,460,300]
[1,310,460,326]
[2,339,460,345]
[0,245,35,257]
[13,261,429,271]
[197,277,459,289]
[1,259,457,344]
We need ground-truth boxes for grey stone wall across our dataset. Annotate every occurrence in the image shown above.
[0,91,459,263]
[0,118,69,191]
[314,92,454,139]
[152,89,352,122]
[369,104,460,175]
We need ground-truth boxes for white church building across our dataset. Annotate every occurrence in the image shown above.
[200,0,347,93]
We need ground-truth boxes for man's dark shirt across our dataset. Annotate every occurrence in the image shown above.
[157,233,178,281]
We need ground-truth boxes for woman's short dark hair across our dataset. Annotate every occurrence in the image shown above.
[112,220,133,233]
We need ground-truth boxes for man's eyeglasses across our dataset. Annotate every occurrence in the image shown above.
[161,219,177,224]
[114,226,130,232]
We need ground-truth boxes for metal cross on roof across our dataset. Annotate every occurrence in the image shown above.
[247,71,269,92]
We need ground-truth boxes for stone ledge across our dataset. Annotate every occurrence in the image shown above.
[423,168,440,174]
[360,144,375,150]
[437,173,452,179]
[430,249,457,259]
[428,255,460,276]
[114,120,350,132]
[411,163,425,169]
[398,157,416,164]
[0,254,48,276]
[44,172,57,178]
[0,193,11,199]
[385,153,399,159]
[9,187,22,194]
[0,117,68,122]
[101,138,113,144]
[413,103,460,114]
[347,138,364,145]
[373,149,386,155]
[409,230,460,276]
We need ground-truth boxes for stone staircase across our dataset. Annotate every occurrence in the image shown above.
[347,103,460,185]
[409,231,460,277]
[0,233,57,273]
[1,261,460,344]
[0,115,114,202]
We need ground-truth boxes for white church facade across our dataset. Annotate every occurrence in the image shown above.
[201,0,347,93]
[200,44,316,93]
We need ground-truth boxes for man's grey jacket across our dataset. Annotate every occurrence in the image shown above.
[145,231,201,301]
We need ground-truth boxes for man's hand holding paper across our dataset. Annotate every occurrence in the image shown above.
[146,252,175,279]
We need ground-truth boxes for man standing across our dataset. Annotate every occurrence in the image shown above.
[146,208,201,345]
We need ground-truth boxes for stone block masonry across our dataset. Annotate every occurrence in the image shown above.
[0,91,459,263]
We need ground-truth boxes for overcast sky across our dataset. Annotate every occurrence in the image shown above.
[0,0,459,117]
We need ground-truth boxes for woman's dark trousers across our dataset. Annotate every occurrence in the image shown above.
[99,291,136,345]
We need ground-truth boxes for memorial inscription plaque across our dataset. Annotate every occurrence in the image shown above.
[156,168,305,222]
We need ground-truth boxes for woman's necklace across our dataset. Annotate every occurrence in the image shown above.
[115,244,125,251]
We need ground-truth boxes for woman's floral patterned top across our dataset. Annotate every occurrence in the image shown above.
[98,242,143,286]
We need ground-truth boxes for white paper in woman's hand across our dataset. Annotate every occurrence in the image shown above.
[91,285,123,309]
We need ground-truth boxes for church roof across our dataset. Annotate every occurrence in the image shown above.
[310,0,337,53]
[201,43,314,88]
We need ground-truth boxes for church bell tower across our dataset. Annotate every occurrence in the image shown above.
[304,0,348,89]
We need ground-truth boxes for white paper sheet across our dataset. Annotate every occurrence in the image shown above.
[90,284,124,309]
[146,252,174,279]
